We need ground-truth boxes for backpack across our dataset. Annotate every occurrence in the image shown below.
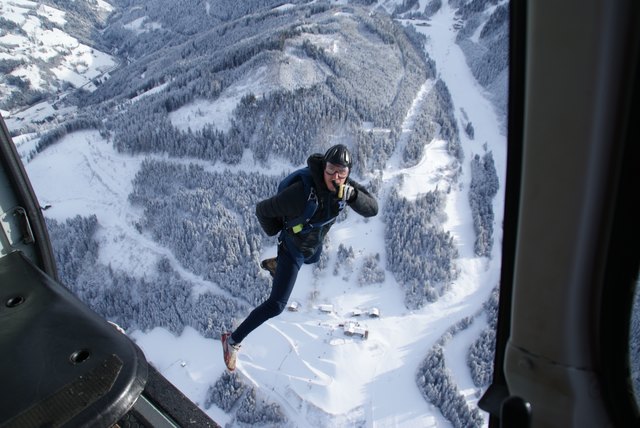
[278,167,340,234]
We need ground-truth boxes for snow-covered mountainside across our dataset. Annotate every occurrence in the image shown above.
[1,0,509,426]
[0,0,115,119]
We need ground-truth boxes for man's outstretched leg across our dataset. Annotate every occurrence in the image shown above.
[221,245,302,370]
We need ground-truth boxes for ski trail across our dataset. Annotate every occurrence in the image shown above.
[403,3,506,425]
[416,1,506,284]
[381,79,458,202]
[385,79,433,172]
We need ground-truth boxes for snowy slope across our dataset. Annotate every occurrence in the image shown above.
[10,2,506,427]
[1,0,116,130]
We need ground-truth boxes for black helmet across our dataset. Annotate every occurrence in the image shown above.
[324,144,352,169]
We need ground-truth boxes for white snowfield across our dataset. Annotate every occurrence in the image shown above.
[0,0,115,97]
[18,1,506,427]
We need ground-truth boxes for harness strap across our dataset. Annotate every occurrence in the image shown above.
[279,167,343,235]
[288,187,318,233]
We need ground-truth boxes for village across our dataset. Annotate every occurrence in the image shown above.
[286,301,381,341]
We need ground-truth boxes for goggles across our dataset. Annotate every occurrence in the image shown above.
[324,163,349,179]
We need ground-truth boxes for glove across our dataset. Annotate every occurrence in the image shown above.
[338,184,356,202]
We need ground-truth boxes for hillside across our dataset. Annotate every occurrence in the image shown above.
[0,0,115,117]
[2,0,509,426]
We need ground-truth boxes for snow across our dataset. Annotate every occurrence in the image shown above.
[170,95,245,134]
[0,0,117,101]
[124,17,163,34]
[24,131,161,276]
[169,47,329,134]
[12,2,506,427]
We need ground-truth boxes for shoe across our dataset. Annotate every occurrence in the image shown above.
[221,332,240,371]
[260,257,277,277]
